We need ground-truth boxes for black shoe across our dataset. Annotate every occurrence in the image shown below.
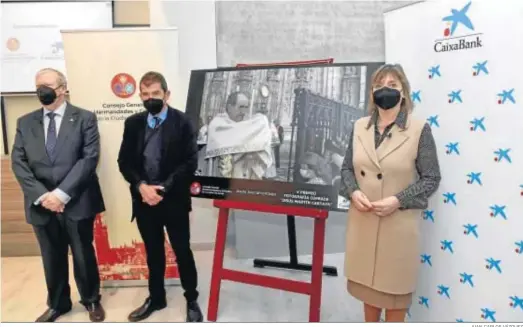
[35,307,71,322]
[128,297,167,322]
[186,301,203,322]
[85,302,105,322]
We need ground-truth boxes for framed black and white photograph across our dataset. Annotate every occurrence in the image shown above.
[185,62,384,211]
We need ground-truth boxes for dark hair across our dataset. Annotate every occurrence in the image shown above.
[139,71,168,92]
[226,91,249,108]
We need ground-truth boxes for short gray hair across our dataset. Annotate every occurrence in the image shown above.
[36,68,67,87]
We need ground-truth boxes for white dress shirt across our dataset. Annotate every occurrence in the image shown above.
[43,101,66,141]
[34,101,71,206]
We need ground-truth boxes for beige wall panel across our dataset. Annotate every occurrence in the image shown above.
[113,0,150,26]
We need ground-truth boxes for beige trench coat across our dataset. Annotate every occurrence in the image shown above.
[344,115,424,295]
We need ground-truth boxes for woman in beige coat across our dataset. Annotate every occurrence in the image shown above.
[340,64,441,322]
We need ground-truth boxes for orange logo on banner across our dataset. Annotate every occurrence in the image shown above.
[111,73,136,99]
[6,37,20,52]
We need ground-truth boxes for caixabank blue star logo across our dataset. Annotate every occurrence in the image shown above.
[428,65,441,79]
[437,285,451,299]
[423,209,435,222]
[421,253,432,266]
[515,240,523,254]
[418,296,430,308]
[469,117,486,131]
[493,148,511,163]
[435,1,483,53]
[485,257,502,274]
[427,115,439,127]
[440,240,454,253]
[463,223,478,238]
[445,142,460,155]
[443,192,457,205]
[442,1,474,37]
[509,296,523,311]
[497,89,516,104]
[489,204,507,220]
[448,90,463,103]
[481,308,496,322]
[412,90,422,103]
[459,272,474,287]
[466,172,482,185]
[472,60,488,76]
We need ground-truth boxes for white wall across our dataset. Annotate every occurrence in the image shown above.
[149,0,218,249]
[149,0,217,109]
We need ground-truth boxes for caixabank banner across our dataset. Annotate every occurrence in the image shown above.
[385,0,523,323]
[185,62,383,211]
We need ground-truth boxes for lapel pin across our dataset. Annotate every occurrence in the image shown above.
[70,118,74,122]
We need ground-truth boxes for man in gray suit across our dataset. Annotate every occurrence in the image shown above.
[11,68,106,322]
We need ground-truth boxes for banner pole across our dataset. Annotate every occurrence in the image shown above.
[1,96,8,155]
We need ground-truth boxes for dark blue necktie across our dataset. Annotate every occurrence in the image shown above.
[153,117,161,129]
[46,112,57,160]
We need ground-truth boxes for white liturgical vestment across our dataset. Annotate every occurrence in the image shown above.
[205,113,273,180]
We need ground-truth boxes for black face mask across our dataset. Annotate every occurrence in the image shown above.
[143,98,164,115]
[36,85,58,106]
[373,87,402,110]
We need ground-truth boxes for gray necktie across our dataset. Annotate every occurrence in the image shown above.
[46,112,57,160]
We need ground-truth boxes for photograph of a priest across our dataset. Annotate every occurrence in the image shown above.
[204,91,273,180]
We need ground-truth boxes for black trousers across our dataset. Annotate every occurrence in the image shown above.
[33,215,101,311]
[135,203,198,304]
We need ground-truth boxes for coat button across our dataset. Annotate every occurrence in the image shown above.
[361,170,365,177]
[377,173,383,180]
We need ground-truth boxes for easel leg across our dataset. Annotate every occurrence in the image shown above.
[309,218,326,322]
[287,214,298,265]
[253,215,338,276]
[207,207,229,322]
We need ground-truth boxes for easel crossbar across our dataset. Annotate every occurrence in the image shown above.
[221,268,312,295]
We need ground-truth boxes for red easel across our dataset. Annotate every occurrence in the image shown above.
[206,58,336,322]
[207,200,329,322]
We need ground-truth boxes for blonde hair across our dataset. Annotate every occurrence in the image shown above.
[35,68,67,88]
[367,63,413,115]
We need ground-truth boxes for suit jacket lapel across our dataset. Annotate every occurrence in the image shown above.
[376,124,409,162]
[52,103,78,162]
[357,120,380,169]
[161,108,174,162]
[136,114,147,156]
[30,110,50,164]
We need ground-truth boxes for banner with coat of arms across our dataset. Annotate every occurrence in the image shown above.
[61,28,183,284]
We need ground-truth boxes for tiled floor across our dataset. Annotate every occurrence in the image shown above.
[1,251,365,322]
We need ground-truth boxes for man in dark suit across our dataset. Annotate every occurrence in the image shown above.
[11,68,105,322]
[117,71,203,322]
